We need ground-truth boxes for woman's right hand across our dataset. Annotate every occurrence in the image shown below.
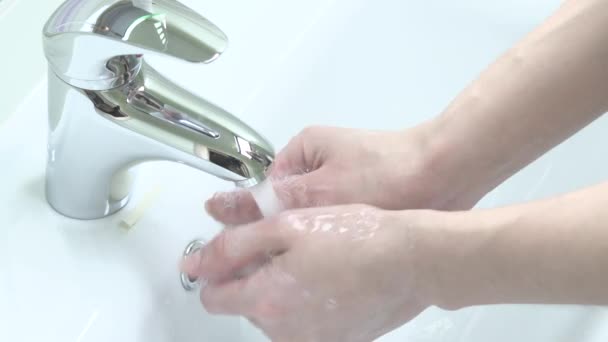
[206,123,487,225]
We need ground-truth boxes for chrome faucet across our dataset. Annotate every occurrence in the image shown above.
[43,0,274,220]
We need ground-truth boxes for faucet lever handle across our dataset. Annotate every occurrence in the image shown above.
[44,0,228,89]
[100,0,228,63]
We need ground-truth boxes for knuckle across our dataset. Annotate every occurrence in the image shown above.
[299,125,325,139]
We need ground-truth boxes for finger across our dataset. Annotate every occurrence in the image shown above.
[200,265,282,319]
[205,190,262,225]
[271,171,332,209]
[205,171,332,225]
[205,127,329,224]
[271,127,325,178]
[181,249,202,276]
[184,219,291,283]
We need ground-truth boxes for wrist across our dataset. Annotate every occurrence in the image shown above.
[411,117,504,209]
[407,209,501,310]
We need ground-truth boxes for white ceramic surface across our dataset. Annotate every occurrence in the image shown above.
[2,0,608,341]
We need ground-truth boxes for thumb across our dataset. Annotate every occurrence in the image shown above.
[205,128,328,225]
[205,170,330,225]
[271,126,327,178]
[183,218,291,284]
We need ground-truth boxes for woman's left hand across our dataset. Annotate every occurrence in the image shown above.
[182,204,432,342]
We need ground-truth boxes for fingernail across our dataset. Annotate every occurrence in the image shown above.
[205,192,229,214]
[204,199,213,215]
[181,250,202,278]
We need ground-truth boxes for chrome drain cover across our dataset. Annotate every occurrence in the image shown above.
[180,239,206,291]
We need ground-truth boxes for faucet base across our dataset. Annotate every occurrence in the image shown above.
[108,195,131,218]
[45,190,130,220]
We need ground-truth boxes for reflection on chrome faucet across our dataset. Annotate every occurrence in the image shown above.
[43,0,274,219]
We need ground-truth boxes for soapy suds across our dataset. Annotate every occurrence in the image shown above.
[247,183,382,243]
[282,210,381,242]
[271,175,306,208]
[272,173,331,209]
[188,181,284,289]
[214,191,243,210]
[244,181,387,316]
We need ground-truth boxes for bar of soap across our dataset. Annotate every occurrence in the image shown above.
[120,185,163,230]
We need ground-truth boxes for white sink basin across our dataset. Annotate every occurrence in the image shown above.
[0,82,255,341]
[3,0,608,341]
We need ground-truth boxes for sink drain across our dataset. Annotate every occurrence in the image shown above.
[180,239,206,291]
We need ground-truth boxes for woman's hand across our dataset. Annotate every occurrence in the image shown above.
[188,181,608,341]
[205,124,484,225]
[204,0,608,227]
[183,205,432,342]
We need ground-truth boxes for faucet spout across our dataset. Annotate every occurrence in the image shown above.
[105,61,274,186]
[43,0,274,219]
[46,61,273,220]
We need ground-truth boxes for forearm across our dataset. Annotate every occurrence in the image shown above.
[420,0,608,202]
[418,181,608,310]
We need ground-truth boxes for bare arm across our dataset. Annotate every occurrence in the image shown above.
[419,180,608,309]
[187,3,608,338]
[414,2,608,306]
[423,0,608,206]
[205,1,608,223]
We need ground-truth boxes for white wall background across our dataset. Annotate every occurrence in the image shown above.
[0,0,64,122]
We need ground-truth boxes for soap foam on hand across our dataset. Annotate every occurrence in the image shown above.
[248,179,283,218]
[183,179,282,288]
[206,180,283,280]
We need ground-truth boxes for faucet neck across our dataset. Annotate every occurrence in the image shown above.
[45,62,274,219]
